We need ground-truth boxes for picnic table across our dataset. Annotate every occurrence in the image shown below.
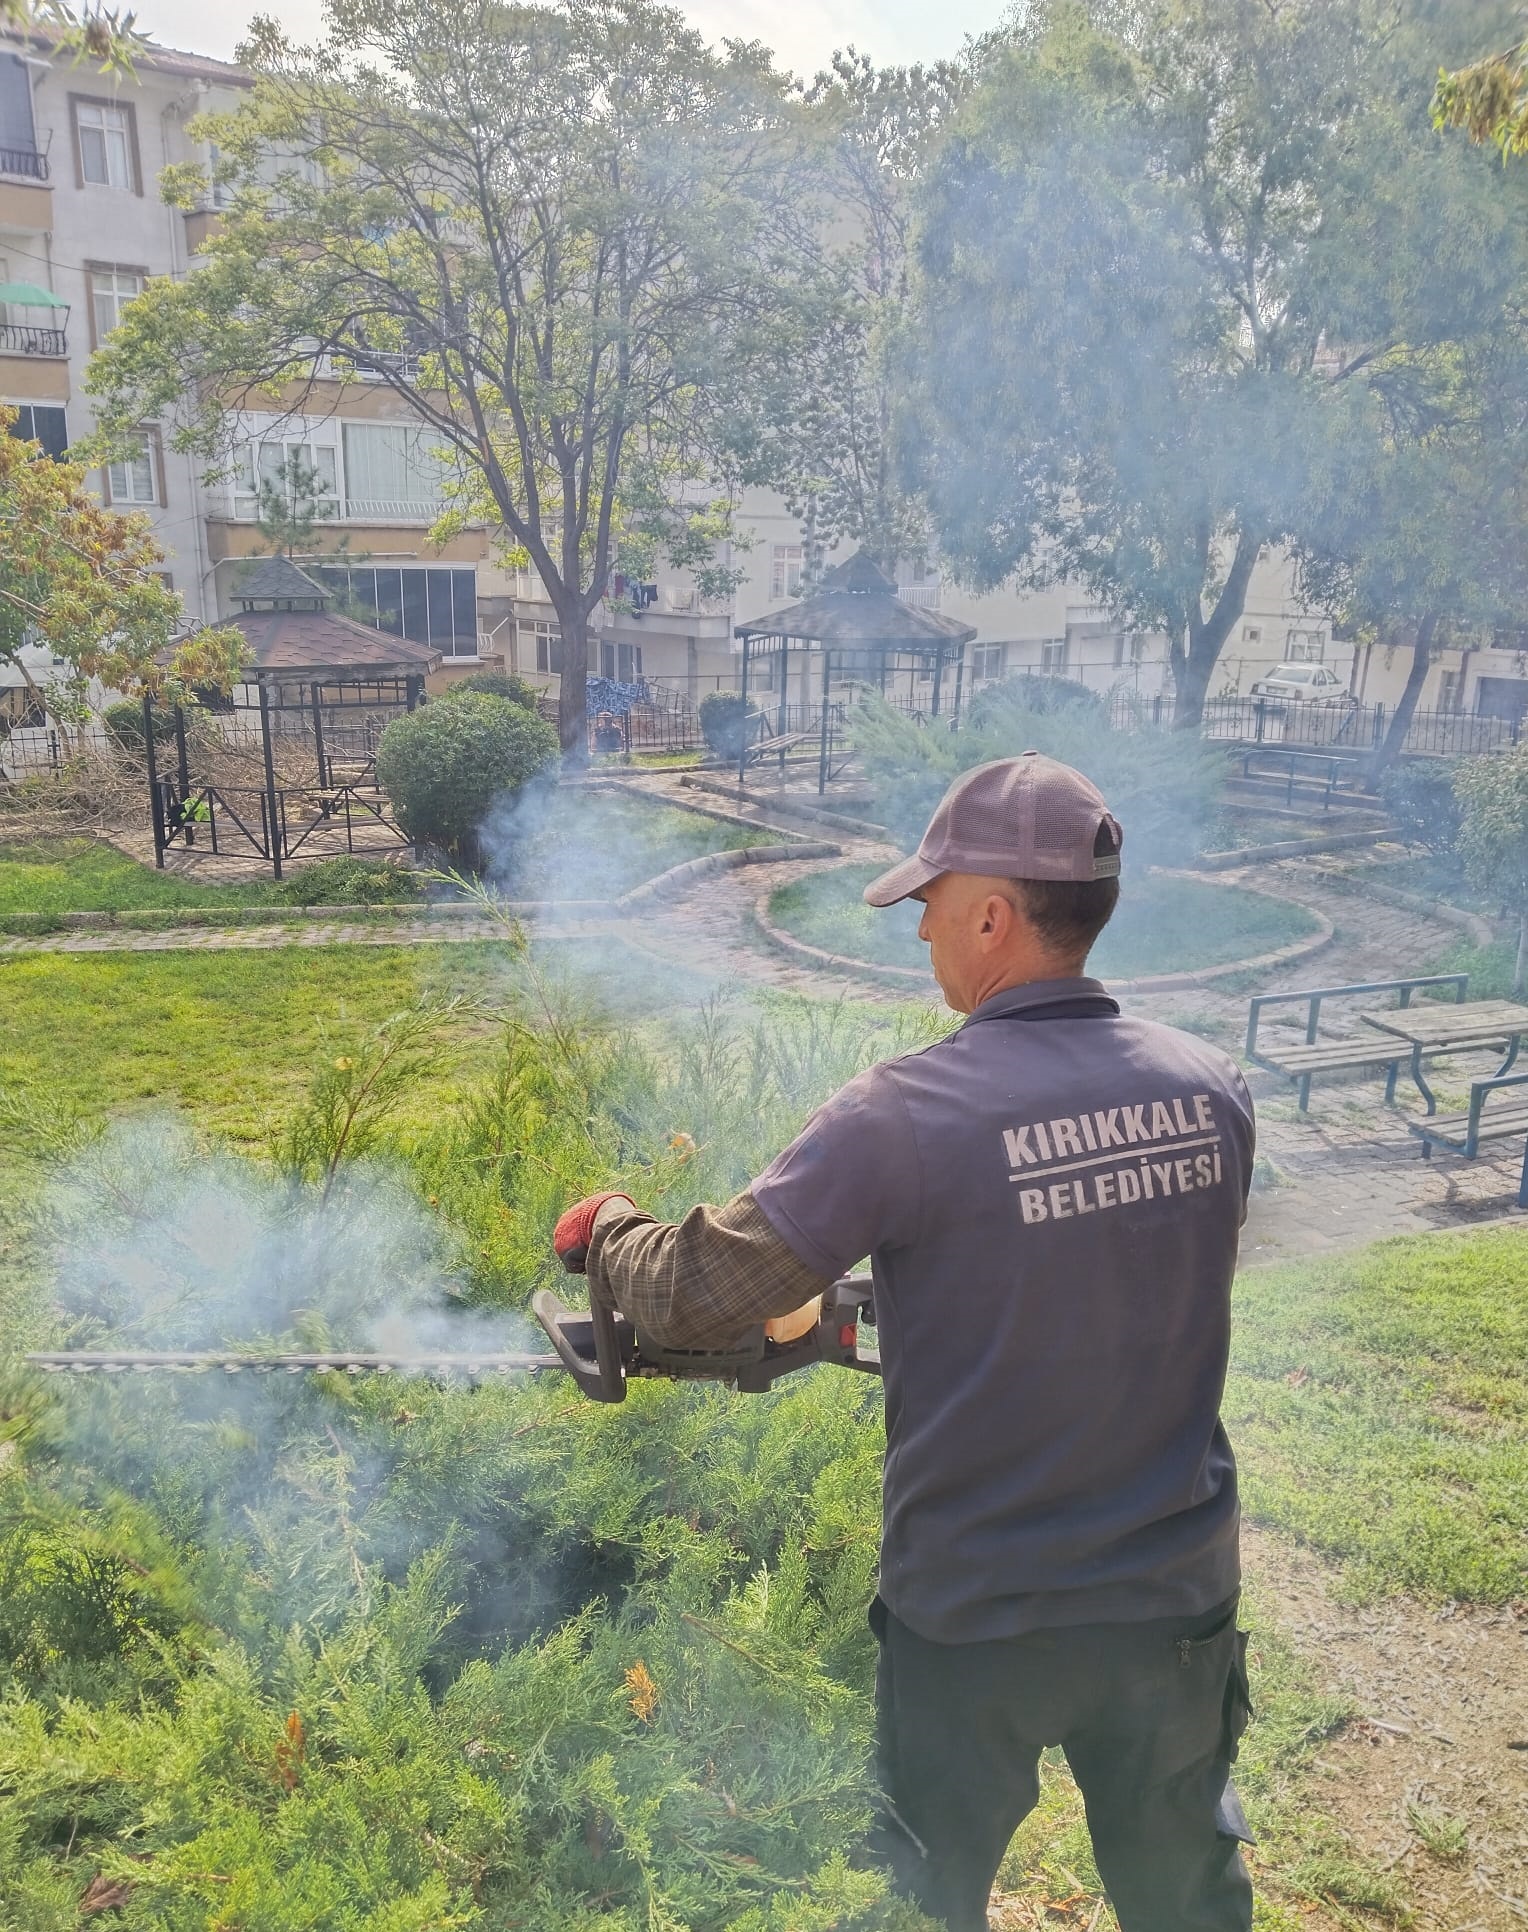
[1359,998,1528,1115]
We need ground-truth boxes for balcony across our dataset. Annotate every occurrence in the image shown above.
[0,143,46,180]
[896,582,941,611]
[0,319,66,357]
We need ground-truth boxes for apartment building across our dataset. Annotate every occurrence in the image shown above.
[0,29,516,700]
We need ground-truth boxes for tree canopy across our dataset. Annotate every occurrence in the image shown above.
[903,0,1528,725]
[0,409,242,720]
[86,0,819,754]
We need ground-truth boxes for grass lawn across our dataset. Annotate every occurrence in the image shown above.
[0,936,719,1146]
[769,864,1320,980]
[1230,1229,1528,1604]
[497,790,768,900]
[0,838,280,921]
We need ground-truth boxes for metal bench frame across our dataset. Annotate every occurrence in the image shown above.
[1410,1070,1528,1209]
[1245,975,1469,1113]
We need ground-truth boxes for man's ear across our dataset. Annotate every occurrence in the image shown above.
[980,891,1015,947]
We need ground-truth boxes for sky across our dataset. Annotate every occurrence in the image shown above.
[135,0,1010,78]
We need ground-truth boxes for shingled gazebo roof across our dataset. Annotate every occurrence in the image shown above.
[227,558,440,680]
[735,550,976,653]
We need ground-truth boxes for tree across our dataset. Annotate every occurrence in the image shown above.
[375,690,559,862]
[0,2,146,72]
[1435,35,1528,154]
[1455,743,1528,995]
[0,408,241,725]
[734,50,964,577]
[86,0,816,757]
[905,0,1528,728]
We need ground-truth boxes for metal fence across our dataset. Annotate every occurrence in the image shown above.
[1104,691,1524,759]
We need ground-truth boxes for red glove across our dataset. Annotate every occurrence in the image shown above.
[554,1192,636,1273]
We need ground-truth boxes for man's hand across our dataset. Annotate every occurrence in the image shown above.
[554,1192,636,1273]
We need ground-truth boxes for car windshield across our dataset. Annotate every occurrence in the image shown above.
[1270,666,1313,681]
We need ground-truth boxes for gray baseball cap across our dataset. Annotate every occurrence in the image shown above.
[863,752,1123,907]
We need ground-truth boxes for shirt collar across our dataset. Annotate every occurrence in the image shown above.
[960,976,1120,1028]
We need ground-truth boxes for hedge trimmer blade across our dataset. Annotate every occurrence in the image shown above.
[25,1350,561,1378]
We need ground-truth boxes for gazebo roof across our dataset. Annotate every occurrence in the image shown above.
[233,557,331,609]
[735,550,976,653]
[231,607,440,680]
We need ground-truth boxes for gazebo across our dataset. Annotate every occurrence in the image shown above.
[143,559,440,878]
[733,551,977,792]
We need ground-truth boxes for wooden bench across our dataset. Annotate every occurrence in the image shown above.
[1245,975,1469,1113]
[1410,1071,1528,1208]
[741,725,815,771]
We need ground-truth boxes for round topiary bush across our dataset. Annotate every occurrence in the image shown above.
[375,694,560,861]
[102,699,175,751]
[438,670,541,711]
[698,691,756,760]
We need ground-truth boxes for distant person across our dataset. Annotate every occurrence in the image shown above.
[556,753,1258,1931]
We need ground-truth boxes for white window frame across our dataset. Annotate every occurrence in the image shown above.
[107,429,157,505]
[531,621,563,675]
[770,544,804,601]
[76,99,134,190]
[1039,639,1068,675]
[1285,630,1326,663]
[971,643,1006,684]
[90,265,144,345]
[233,432,340,521]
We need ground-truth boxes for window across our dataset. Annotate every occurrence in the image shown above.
[0,54,41,172]
[6,405,67,460]
[530,621,563,674]
[106,429,159,505]
[1241,625,1262,645]
[770,544,804,601]
[234,438,339,520]
[313,565,478,658]
[971,643,1006,684]
[1040,640,1068,674]
[88,265,145,347]
[597,641,643,681]
[73,97,138,192]
[1112,633,1146,669]
[340,421,449,520]
[1437,669,1463,714]
[1286,631,1325,663]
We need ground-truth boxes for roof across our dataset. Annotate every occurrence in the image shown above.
[0,27,251,86]
[228,607,441,679]
[735,549,976,653]
[233,556,330,607]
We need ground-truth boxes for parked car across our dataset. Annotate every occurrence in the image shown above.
[1249,663,1355,705]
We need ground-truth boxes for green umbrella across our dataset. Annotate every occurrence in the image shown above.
[0,282,68,308]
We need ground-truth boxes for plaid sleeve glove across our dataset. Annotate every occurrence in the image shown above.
[553,1192,637,1274]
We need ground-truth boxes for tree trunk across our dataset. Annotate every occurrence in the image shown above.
[1371,613,1439,774]
[555,603,590,765]
[1170,528,1262,731]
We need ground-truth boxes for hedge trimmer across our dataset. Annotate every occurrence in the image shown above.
[25,1277,880,1405]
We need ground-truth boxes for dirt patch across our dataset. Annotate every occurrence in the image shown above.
[1244,1523,1528,1929]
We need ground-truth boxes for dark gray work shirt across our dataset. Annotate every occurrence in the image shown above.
[751,977,1256,1644]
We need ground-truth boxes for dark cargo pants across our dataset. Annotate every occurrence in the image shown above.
[869,1593,1254,1932]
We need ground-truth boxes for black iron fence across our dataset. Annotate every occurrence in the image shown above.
[0,144,47,180]
[150,776,410,866]
[1104,691,1524,759]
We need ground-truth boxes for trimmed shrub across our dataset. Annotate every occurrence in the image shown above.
[1378,759,1462,856]
[102,699,174,751]
[967,673,1106,727]
[856,688,1222,867]
[438,670,540,711]
[698,691,757,760]
[273,857,422,906]
[376,694,560,859]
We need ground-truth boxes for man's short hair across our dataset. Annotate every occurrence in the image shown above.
[1009,823,1121,960]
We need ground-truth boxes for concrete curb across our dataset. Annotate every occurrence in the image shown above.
[679,774,890,840]
[620,842,840,910]
[749,870,1338,997]
[1196,827,1391,870]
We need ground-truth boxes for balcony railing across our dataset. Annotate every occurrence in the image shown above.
[896,582,941,610]
[0,320,66,357]
[0,143,47,181]
[341,496,447,522]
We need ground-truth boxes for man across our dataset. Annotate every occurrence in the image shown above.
[555,752,1257,1931]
